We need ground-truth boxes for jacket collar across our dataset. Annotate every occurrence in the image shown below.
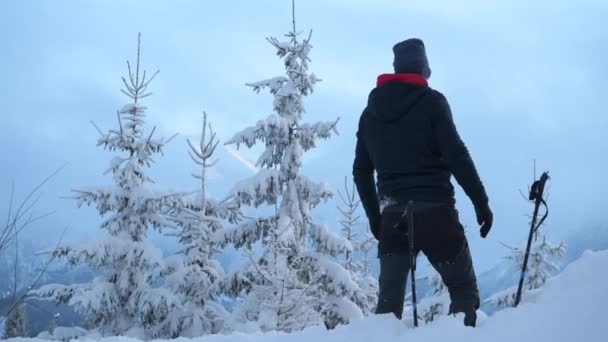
[377,73,428,87]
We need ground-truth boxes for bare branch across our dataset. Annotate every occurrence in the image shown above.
[120,89,136,100]
[141,69,147,88]
[126,61,135,89]
[142,70,160,88]
[5,181,14,229]
[116,111,123,136]
[1,166,64,252]
[188,150,206,166]
[135,33,141,88]
[206,159,219,168]
[145,126,157,146]
[121,76,136,94]
[187,139,205,159]
[292,0,296,33]
[90,121,105,137]
[1,226,69,325]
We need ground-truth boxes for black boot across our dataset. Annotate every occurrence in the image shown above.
[464,310,477,327]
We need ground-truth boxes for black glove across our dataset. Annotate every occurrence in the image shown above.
[370,216,383,240]
[475,203,493,238]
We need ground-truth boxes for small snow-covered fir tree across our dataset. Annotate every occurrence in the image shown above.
[33,34,183,337]
[161,113,240,337]
[338,177,361,272]
[3,301,27,338]
[505,234,566,291]
[358,233,376,277]
[487,234,566,309]
[487,175,566,309]
[216,4,362,332]
[337,177,378,316]
[47,314,58,336]
[83,316,96,331]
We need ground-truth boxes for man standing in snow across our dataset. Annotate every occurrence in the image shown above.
[353,38,493,327]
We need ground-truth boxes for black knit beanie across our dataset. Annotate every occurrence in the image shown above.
[392,38,432,79]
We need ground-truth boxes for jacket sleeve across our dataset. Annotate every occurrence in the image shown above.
[432,93,489,208]
[353,112,382,229]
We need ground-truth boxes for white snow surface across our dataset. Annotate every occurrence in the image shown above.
[13,249,605,342]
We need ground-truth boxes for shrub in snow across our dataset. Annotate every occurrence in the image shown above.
[217,14,362,332]
[486,233,566,309]
[3,301,27,338]
[47,315,57,336]
[486,182,566,310]
[36,326,89,341]
[32,35,182,338]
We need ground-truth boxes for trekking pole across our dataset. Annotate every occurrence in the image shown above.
[514,172,550,307]
[407,200,419,327]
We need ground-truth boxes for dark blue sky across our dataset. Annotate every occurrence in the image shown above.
[1,0,606,272]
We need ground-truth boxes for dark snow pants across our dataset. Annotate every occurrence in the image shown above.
[375,203,480,319]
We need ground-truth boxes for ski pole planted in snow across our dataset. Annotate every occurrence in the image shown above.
[514,171,550,307]
[407,200,419,327]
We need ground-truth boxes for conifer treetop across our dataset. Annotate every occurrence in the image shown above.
[90,33,176,190]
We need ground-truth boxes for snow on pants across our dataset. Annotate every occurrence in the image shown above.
[375,203,480,319]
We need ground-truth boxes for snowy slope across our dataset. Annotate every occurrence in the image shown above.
[478,223,608,304]
[12,249,607,342]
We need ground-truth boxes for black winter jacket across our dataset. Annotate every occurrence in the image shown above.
[353,77,488,230]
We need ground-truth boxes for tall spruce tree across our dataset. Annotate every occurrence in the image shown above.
[33,34,182,338]
[216,3,363,332]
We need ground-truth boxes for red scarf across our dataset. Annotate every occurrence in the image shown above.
[377,73,428,87]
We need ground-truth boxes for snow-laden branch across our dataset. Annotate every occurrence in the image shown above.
[226,114,291,150]
[229,169,282,207]
[309,224,353,257]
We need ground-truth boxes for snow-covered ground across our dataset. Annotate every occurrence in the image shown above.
[11,249,607,342]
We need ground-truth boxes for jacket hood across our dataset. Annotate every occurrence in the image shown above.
[367,75,429,122]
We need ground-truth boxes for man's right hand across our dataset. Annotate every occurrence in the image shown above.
[475,203,493,238]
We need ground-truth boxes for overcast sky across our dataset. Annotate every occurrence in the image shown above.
[1,0,607,272]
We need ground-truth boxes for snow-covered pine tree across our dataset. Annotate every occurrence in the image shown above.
[216,3,362,332]
[358,232,376,277]
[33,34,183,338]
[486,175,566,309]
[161,113,240,337]
[338,177,361,273]
[337,177,378,316]
[487,234,566,309]
[3,301,27,338]
[505,234,566,291]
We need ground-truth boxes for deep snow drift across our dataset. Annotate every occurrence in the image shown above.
[13,249,608,342]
